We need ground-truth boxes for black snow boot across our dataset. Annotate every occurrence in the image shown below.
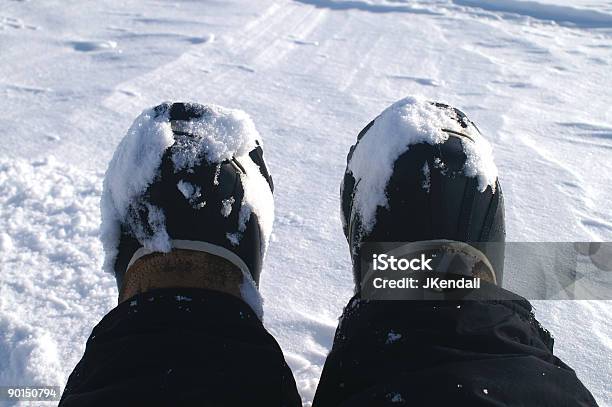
[104,102,274,291]
[341,101,505,286]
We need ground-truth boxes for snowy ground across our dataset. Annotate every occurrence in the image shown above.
[0,0,610,405]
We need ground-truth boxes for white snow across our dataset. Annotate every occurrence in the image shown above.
[347,96,498,234]
[387,391,405,403]
[170,105,261,170]
[226,232,242,246]
[0,157,115,391]
[100,107,175,273]
[177,180,197,199]
[177,180,204,208]
[422,162,431,192]
[240,271,265,319]
[236,154,275,254]
[0,0,610,406]
[221,196,236,217]
[452,0,612,28]
[386,330,403,344]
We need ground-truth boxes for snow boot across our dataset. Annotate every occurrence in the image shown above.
[340,98,505,286]
[101,102,274,294]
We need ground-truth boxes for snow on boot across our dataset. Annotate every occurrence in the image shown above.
[100,102,274,315]
[341,97,505,286]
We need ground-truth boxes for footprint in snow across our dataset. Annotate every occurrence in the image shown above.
[69,40,118,52]
[0,16,38,30]
[386,75,441,87]
[187,34,214,44]
[3,84,51,95]
[292,39,319,46]
[277,212,304,227]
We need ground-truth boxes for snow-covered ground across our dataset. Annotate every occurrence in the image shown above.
[0,0,610,405]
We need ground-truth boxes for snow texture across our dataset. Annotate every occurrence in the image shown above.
[177,180,204,208]
[176,180,198,200]
[0,157,115,391]
[236,154,275,255]
[0,0,610,405]
[226,232,242,246]
[452,0,612,28]
[170,105,260,170]
[347,96,498,234]
[422,162,431,192]
[221,197,236,217]
[240,272,264,319]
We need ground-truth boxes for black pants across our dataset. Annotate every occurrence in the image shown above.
[60,286,598,406]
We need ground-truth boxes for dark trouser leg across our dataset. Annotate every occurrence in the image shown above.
[60,288,301,407]
[313,285,598,407]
